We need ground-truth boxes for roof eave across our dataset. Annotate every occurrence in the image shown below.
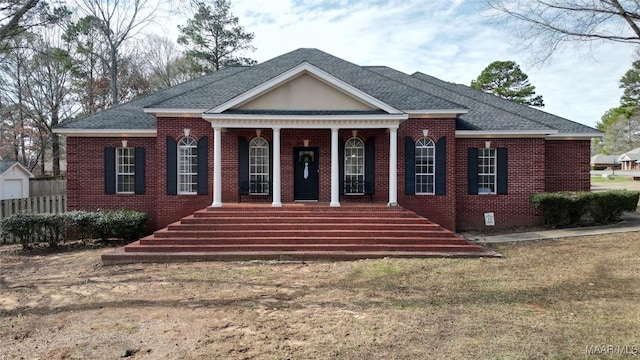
[143,108,207,117]
[545,132,603,140]
[203,113,409,121]
[53,129,157,137]
[456,130,558,138]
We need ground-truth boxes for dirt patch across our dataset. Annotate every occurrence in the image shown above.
[1,233,639,359]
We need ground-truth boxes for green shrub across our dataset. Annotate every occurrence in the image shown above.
[38,213,69,247]
[530,192,591,227]
[531,190,640,227]
[66,211,100,242]
[587,190,640,224]
[95,209,147,241]
[0,209,148,249]
[1,214,38,249]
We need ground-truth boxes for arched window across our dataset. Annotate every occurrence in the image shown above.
[249,137,269,194]
[344,137,365,194]
[178,137,197,194]
[415,137,435,194]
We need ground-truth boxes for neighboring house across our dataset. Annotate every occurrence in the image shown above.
[617,147,640,170]
[590,154,621,170]
[54,49,600,231]
[0,160,34,199]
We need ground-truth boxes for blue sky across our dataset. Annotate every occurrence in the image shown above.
[160,0,636,128]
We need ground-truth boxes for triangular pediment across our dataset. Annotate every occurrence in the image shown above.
[238,73,376,111]
[206,62,402,115]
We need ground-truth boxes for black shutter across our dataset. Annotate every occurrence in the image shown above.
[166,136,177,195]
[497,147,508,195]
[104,147,116,195]
[404,137,415,195]
[339,138,345,194]
[197,136,208,195]
[238,137,249,187]
[365,137,375,191]
[134,147,145,195]
[435,137,446,196]
[467,147,478,195]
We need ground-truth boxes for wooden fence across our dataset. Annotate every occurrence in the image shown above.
[29,180,67,197]
[0,195,67,244]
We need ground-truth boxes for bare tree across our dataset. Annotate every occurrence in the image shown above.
[0,0,68,47]
[20,30,77,176]
[0,32,34,165]
[486,0,640,62]
[139,34,194,90]
[75,0,157,105]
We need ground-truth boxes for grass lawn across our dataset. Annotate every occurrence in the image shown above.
[1,233,639,359]
[590,175,635,183]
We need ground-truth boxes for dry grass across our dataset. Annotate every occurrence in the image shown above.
[0,233,639,359]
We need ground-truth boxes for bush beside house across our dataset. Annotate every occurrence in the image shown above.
[530,190,640,227]
[1,209,148,249]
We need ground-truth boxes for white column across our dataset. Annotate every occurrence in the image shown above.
[388,126,398,206]
[330,128,341,207]
[272,127,282,207]
[212,126,223,207]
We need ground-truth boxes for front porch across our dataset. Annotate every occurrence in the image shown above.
[102,203,499,264]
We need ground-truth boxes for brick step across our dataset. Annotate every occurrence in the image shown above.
[167,222,443,232]
[124,243,483,253]
[152,229,453,238]
[139,236,470,246]
[181,216,433,225]
[205,205,406,212]
[193,210,417,219]
[102,204,501,264]
[103,247,500,264]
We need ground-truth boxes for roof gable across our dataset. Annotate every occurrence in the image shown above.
[0,161,34,178]
[214,62,389,113]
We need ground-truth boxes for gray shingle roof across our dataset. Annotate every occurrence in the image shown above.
[155,48,466,111]
[0,160,17,174]
[409,71,600,134]
[56,66,247,130]
[55,48,600,135]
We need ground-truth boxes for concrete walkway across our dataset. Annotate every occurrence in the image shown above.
[467,212,640,244]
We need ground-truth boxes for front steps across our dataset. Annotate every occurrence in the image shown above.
[102,204,498,264]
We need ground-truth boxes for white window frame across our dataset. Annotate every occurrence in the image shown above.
[344,137,365,194]
[178,137,198,194]
[478,148,496,194]
[415,137,435,195]
[116,147,135,194]
[249,137,269,195]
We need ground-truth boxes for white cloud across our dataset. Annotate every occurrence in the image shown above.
[214,0,636,127]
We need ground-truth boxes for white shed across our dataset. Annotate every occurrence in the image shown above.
[0,161,34,200]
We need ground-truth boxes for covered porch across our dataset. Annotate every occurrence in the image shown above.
[207,118,404,208]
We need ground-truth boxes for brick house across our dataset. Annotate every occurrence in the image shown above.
[55,48,600,232]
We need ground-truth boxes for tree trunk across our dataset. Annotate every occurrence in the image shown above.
[110,47,119,105]
[52,133,60,176]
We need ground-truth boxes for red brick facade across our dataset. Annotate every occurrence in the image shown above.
[65,118,592,232]
[66,137,159,229]
[455,138,546,230]
[544,140,591,192]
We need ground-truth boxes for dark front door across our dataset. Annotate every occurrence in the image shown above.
[294,147,319,200]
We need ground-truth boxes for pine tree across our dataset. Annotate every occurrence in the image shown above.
[178,0,256,74]
[471,60,544,107]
